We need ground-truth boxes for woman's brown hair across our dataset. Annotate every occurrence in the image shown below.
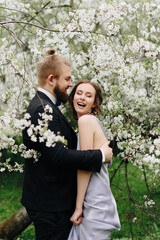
[69,79,103,119]
[37,48,70,86]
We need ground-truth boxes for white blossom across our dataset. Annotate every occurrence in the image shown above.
[0,0,159,181]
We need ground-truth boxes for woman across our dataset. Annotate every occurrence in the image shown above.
[68,79,121,240]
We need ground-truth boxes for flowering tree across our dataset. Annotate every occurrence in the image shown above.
[0,0,160,239]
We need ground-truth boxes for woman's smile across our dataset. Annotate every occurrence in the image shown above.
[73,83,96,118]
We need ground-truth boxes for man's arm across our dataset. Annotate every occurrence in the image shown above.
[23,105,103,172]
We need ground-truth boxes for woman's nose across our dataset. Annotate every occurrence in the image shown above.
[80,94,85,100]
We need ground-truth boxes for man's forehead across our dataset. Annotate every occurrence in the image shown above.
[61,65,71,74]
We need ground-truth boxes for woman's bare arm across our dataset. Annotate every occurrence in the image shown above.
[70,115,95,225]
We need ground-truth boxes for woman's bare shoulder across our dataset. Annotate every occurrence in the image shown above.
[78,114,98,126]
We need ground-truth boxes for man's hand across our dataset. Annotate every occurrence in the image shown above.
[100,141,113,163]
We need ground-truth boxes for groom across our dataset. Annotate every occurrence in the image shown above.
[21,49,113,240]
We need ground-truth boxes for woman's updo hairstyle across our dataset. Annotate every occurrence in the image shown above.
[37,48,70,86]
[69,79,103,119]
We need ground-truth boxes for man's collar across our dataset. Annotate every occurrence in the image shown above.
[37,87,56,104]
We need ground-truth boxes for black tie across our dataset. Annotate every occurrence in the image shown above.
[55,100,61,106]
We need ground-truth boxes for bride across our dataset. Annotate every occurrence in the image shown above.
[68,79,121,240]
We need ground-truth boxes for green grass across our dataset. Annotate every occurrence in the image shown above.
[0,158,160,240]
[0,172,35,239]
[110,158,160,240]
[0,172,23,221]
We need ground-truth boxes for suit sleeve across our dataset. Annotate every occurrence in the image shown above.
[23,105,102,172]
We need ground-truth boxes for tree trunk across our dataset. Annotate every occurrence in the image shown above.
[0,207,31,240]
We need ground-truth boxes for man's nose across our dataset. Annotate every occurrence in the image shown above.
[68,80,73,87]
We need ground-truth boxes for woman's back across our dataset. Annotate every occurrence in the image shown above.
[78,114,107,149]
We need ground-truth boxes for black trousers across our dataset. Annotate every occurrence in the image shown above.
[26,208,73,240]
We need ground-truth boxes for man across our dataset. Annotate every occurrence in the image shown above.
[21,49,113,240]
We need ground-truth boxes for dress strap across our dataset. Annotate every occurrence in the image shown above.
[92,116,112,168]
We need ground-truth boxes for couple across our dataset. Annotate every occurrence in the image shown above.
[21,49,120,240]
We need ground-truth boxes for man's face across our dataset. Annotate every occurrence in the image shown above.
[54,64,72,103]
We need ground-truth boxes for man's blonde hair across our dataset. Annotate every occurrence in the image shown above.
[37,48,70,86]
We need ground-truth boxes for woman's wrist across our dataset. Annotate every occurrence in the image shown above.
[75,205,82,211]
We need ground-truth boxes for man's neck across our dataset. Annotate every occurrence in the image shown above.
[38,87,57,104]
[40,85,55,96]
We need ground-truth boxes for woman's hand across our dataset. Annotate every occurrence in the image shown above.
[70,208,83,225]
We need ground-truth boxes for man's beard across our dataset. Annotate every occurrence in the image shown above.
[54,84,68,104]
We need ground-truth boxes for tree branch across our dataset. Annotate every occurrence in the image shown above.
[0,20,111,36]
[0,207,31,240]
[142,164,151,197]
[125,160,134,240]
[110,158,124,184]
[0,7,44,26]
[110,153,130,184]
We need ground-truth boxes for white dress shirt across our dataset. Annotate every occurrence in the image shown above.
[38,87,56,104]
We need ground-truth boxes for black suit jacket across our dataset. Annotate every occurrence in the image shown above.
[21,91,102,212]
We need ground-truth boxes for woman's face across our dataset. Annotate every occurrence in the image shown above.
[73,83,96,118]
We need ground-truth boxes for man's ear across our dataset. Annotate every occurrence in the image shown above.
[47,74,56,86]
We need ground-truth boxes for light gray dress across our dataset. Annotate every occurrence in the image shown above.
[68,116,121,240]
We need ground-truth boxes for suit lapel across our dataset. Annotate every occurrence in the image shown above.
[36,91,77,149]
[36,91,74,132]
[54,105,74,130]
